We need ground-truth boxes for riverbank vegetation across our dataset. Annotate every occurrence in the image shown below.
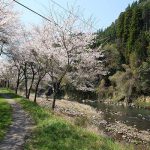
[135,96,150,109]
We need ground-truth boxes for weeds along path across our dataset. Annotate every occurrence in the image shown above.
[0,95,33,150]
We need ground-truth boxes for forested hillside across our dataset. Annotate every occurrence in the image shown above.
[95,0,150,105]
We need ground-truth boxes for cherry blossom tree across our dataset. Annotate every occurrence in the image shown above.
[68,48,107,92]
[0,59,14,88]
[0,3,106,110]
[7,27,36,96]
[28,9,98,109]
[0,0,20,56]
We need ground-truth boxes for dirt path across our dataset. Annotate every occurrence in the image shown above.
[0,98,33,150]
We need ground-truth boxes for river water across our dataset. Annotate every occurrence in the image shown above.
[85,101,150,131]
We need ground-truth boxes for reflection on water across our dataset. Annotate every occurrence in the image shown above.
[85,101,150,131]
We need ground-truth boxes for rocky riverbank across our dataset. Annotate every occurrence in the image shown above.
[27,95,150,149]
[35,97,104,126]
[106,121,150,143]
[105,121,150,150]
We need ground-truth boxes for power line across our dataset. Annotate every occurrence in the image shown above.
[32,0,98,31]
[13,0,94,34]
[40,0,110,45]
[49,0,98,31]
[13,0,59,27]
[13,0,108,44]
[13,0,108,86]
[33,0,50,15]
[14,0,98,31]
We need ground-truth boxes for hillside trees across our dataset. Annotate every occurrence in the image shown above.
[109,65,140,103]
[116,13,125,41]
[128,7,143,50]
[139,60,150,95]
[123,5,132,44]
[95,0,150,103]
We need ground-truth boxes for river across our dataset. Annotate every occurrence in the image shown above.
[84,101,150,131]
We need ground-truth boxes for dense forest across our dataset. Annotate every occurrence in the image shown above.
[94,0,150,104]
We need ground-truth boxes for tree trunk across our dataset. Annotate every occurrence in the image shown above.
[15,81,19,94]
[34,79,41,103]
[4,81,7,88]
[15,69,21,94]
[51,82,61,110]
[27,72,35,99]
[24,63,28,98]
[52,92,56,110]
[7,80,9,88]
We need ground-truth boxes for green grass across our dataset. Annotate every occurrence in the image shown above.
[0,89,133,150]
[0,91,12,141]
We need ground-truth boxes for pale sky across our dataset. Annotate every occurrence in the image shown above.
[14,0,136,30]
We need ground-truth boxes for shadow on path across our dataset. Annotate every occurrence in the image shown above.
[0,93,21,99]
[0,93,34,150]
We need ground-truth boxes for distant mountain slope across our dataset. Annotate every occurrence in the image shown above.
[95,0,150,65]
[95,0,150,104]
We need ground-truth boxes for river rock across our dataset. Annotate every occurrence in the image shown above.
[138,114,142,117]
[99,120,107,125]
[106,122,150,144]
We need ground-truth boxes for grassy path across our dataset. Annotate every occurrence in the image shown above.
[0,95,12,141]
[0,90,33,150]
